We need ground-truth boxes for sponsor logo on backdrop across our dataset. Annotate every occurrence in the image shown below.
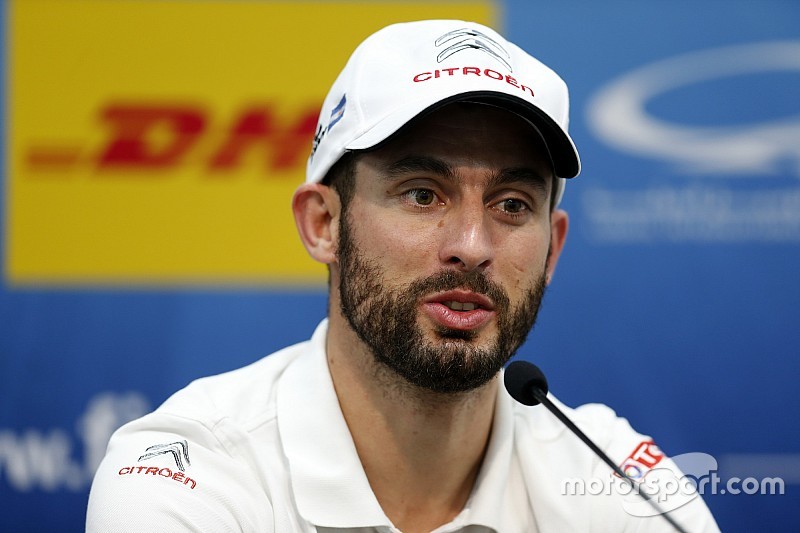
[9,100,324,283]
[0,392,149,492]
[586,41,800,243]
[26,103,318,173]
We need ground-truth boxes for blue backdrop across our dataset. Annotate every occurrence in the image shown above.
[2,1,798,531]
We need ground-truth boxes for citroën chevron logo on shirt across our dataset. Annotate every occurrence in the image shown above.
[138,440,191,472]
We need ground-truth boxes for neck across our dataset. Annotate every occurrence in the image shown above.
[326,311,498,533]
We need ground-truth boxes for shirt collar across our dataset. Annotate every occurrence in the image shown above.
[447,383,521,533]
[277,319,392,528]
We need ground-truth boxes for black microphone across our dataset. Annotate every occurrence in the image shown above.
[504,360,690,533]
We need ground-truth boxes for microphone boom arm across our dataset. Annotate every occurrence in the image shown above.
[529,387,690,533]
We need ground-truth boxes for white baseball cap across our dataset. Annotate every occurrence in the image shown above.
[306,19,581,205]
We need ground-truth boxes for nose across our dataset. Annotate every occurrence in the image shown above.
[438,202,494,272]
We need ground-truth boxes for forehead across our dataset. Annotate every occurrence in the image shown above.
[357,103,555,180]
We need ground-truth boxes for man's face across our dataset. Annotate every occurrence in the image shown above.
[334,103,562,394]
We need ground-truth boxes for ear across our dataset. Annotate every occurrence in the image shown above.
[292,183,341,265]
[545,208,569,284]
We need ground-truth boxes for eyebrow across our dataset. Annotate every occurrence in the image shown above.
[486,167,550,198]
[383,155,550,197]
[383,155,460,183]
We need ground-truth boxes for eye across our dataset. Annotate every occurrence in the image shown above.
[495,198,529,214]
[404,188,438,206]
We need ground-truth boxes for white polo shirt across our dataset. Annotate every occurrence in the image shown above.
[87,320,719,532]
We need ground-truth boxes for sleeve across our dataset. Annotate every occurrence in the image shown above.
[86,412,274,533]
[583,406,721,533]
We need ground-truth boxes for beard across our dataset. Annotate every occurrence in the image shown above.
[336,212,548,394]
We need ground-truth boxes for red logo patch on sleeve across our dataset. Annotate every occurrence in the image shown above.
[617,440,664,480]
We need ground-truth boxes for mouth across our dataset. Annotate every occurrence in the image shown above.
[421,290,496,331]
[426,290,495,310]
[442,301,480,311]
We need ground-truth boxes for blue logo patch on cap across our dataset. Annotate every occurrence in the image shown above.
[328,94,347,131]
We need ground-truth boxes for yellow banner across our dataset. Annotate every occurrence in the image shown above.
[6,0,496,285]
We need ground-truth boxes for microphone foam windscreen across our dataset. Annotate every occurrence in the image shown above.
[504,360,549,406]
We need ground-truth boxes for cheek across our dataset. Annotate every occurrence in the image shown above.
[503,234,549,290]
[351,208,438,275]
[380,228,440,276]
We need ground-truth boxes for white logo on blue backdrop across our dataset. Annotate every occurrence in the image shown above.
[584,41,800,243]
[0,392,149,492]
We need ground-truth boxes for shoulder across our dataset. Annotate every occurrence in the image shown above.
[86,339,313,532]
[509,395,720,532]
[512,394,639,452]
[158,340,307,429]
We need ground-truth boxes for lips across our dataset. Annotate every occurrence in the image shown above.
[421,290,496,331]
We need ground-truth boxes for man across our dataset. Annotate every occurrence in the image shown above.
[87,20,719,532]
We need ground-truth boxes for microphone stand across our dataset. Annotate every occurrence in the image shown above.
[529,387,690,533]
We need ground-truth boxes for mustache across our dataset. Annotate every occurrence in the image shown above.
[404,269,510,311]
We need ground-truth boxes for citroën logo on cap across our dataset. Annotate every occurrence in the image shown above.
[434,28,512,72]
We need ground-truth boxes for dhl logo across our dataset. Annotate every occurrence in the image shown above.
[9,100,326,284]
[25,102,319,174]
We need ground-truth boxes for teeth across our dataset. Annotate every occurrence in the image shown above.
[445,301,477,311]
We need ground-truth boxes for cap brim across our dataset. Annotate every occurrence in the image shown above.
[346,90,580,179]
